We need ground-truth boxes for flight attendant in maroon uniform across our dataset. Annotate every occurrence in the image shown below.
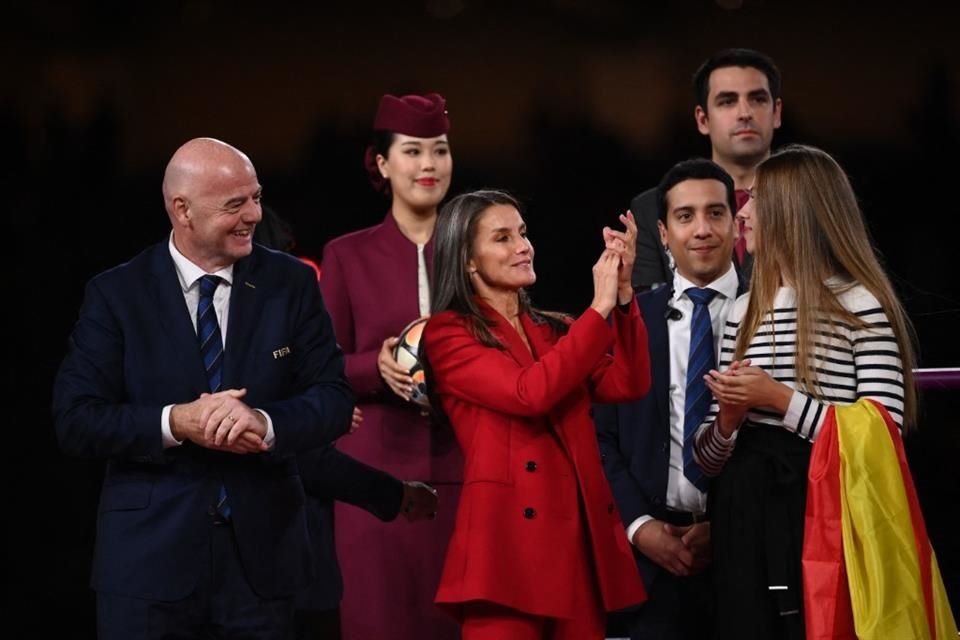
[319,93,462,640]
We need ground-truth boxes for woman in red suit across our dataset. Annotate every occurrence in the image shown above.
[423,189,651,639]
[319,93,461,639]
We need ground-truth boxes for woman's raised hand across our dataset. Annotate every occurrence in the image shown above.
[603,210,637,304]
[590,249,621,318]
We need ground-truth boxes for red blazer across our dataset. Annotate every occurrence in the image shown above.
[424,299,651,619]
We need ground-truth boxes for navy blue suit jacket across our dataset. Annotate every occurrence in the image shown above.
[595,284,675,590]
[52,241,353,601]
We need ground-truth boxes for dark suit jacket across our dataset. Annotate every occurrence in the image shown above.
[52,241,353,601]
[595,278,746,594]
[631,188,673,292]
[594,284,675,590]
[296,445,403,611]
[630,188,754,292]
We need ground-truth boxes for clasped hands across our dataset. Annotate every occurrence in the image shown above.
[633,520,712,577]
[703,359,789,437]
[170,388,268,454]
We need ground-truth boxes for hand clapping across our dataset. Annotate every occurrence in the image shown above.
[603,210,638,291]
[591,211,638,317]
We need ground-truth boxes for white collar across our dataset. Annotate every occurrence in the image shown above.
[168,232,234,292]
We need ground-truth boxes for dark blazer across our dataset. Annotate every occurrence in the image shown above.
[631,188,673,293]
[595,279,746,592]
[296,445,403,611]
[594,284,675,590]
[630,188,753,292]
[52,241,353,602]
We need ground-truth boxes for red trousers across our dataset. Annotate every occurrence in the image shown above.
[461,599,604,640]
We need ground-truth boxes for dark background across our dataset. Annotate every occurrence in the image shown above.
[6,0,959,634]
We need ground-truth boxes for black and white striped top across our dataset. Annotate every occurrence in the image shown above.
[695,282,905,475]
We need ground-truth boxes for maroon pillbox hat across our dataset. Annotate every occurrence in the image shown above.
[372,93,450,137]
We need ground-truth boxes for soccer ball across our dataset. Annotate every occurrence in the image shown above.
[393,316,430,410]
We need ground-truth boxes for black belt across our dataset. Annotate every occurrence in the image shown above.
[659,509,708,527]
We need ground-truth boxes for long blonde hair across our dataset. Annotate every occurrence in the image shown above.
[736,144,917,427]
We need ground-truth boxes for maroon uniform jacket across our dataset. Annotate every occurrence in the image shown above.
[320,212,461,639]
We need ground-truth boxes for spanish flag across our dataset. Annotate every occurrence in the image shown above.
[803,399,957,639]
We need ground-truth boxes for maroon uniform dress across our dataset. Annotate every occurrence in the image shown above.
[320,212,462,640]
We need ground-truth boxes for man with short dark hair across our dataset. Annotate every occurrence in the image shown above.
[632,48,782,292]
[597,158,741,640]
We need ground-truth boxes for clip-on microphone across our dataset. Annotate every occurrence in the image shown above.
[664,285,683,320]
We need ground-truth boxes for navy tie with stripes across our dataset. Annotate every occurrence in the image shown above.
[683,287,718,491]
[197,275,224,393]
[197,274,230,520]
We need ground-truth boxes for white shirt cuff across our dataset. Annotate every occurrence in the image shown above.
[255,409,276,449]
[161,404,182,448]
[626,515,654,546]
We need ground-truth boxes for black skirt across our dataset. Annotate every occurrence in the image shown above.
[708,424,812,640]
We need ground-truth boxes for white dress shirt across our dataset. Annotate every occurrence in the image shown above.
[626,263,739,544]
[161,234,275,449]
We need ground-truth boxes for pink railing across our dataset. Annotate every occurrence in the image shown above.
[915,368,960,390]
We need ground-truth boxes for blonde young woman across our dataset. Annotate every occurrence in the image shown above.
[693,144,917,639]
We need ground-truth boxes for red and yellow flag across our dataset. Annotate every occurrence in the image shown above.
[803,399,957,639]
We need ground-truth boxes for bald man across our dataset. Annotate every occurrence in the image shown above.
[53,138,353,639]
